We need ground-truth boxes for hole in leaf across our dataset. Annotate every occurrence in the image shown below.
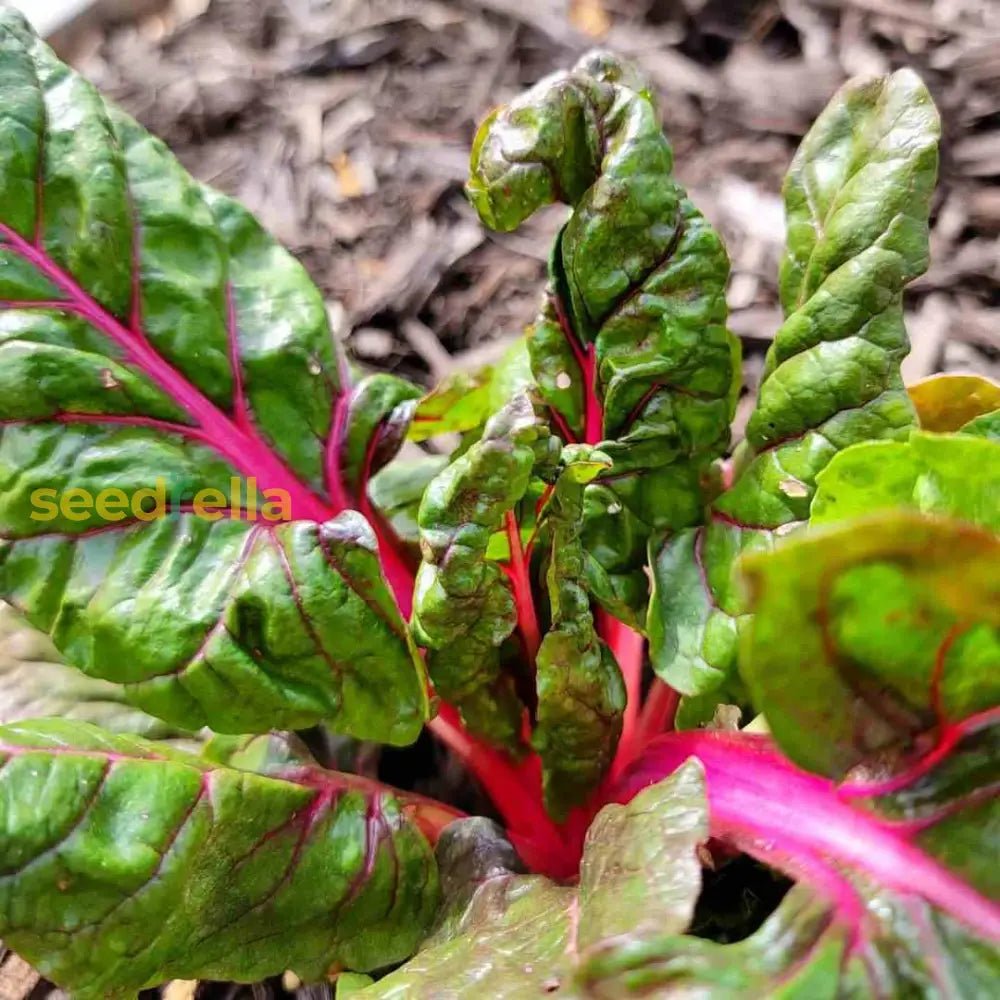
[689,853,792,943]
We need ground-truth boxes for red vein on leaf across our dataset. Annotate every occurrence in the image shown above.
[710,508,780,532]
[551,290,605,443]
[548,404,576,444]
[0,299,74,310]
[551,292,587,374]
[0,222,333,523]
[315,525,407,642]
[2,758,111,881]
[620,379,713,437]
[76,782,207,936]
[839,705,1000,800]
[930,622,966,727]
[357,422,418,617]
[612,731,1000,941]
[502,510,541,666]
[270,527,345,680]
[879,781,1000,835]
[224,283,253,431]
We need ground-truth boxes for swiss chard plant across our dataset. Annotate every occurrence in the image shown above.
[0,8,997,997]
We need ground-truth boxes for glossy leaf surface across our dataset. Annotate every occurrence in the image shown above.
[412,394,558,748]
[532,449,625,820]
[359,761,707,998]
[648,69,940,718]
[0,719,441,999]
[0,11,426,740]
[468,50,740,620]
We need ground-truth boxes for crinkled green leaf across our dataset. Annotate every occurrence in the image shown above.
[412,394,559,748]
[812,431,1000,531]
[367,454,449,548]
[0,718,441,999]
[0,602,195,741]
[741,512,1000,777]
[532,447,625,820]
[649,69,940,718]
[0,11,427,741]
[359,760,707,999]
[908,373,1000,432]
[468,50,740,622]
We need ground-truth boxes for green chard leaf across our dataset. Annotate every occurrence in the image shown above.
[0,602,195,741]
[412,394,559,749]
[738,511,1000,972]
[0,11,427,742]
[468,50,740,621]
[0,719,443,999]
[583,511,999,996]
[741,511,1000,777]
[408,338,534,444]
[532,448,626,820]
[357,760,707,999]
[367,454,450,549]
[649,68,940,719]
[577,878,998,998]
[812,430,1000,531]
[609,723,1000,996]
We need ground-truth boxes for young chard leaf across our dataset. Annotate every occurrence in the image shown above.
[407,338,534,443]
[0,719,443,999]
[908,373,1000,432]
[412,394,559,749]
[0,11,427,741]
[357,760,707,998]
[648,69,940,720]
[367,454,450,549]
[468,50,740,621]
[533,448,626,820]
